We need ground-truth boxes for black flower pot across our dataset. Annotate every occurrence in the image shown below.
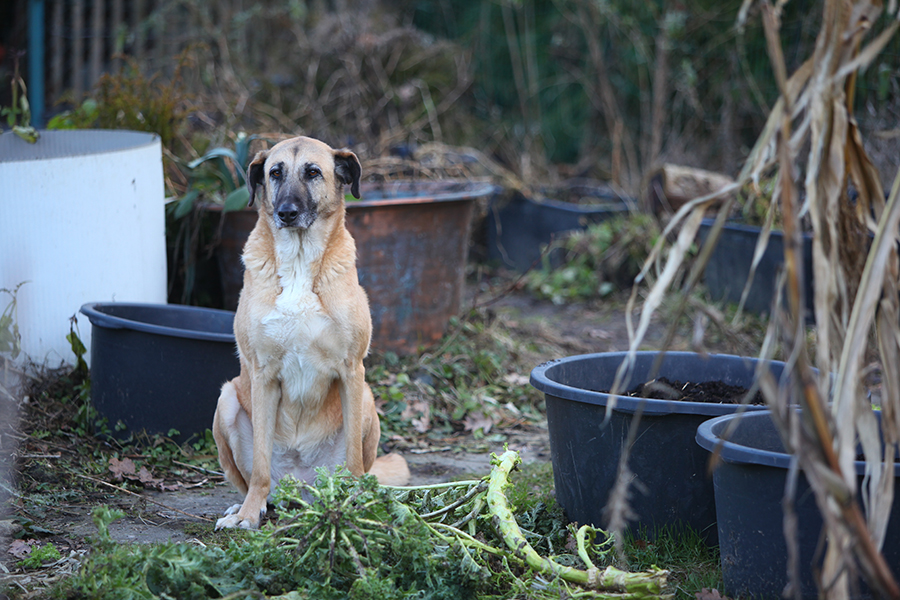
[698,219,814,315]
[530,351,778,544]
[697,410,900,600]
[80,303,240,442]
[487,189,629,272]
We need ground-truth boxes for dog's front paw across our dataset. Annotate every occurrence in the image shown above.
[215,504,266,530]
[223,503,243,517]
[215,513,257,530]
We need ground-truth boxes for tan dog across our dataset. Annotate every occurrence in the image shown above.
[213,136,409,530]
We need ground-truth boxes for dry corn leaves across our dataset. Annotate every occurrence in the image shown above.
[613,2,900,597]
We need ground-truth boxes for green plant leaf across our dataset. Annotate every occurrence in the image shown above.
[187,148,239,170]
[13,125,39,143]
[173,189,200,219]
[234,133,258,173]
[213,157,237,192]
[223,187,250,212]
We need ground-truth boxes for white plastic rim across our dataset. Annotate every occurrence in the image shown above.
[0,130,167,367]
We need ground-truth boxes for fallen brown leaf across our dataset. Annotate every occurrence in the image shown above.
[108,457,136,481]
[463,411,494,434]
[696,588,729,600]
[137,466,163,486]
[8,539,35,559]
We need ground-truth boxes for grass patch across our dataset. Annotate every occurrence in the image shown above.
[625,526,722,600]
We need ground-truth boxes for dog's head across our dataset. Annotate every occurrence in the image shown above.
[246,136,361,230]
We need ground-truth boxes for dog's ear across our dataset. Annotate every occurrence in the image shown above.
[247,150,269,207]
[333,150,361,200]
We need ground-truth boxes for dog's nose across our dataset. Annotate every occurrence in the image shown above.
[277,206,300,225]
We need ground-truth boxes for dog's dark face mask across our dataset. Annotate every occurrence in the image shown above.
[267,160,321,230]
[247,145,360,231]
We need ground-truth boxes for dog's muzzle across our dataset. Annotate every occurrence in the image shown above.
[275,199,317,229]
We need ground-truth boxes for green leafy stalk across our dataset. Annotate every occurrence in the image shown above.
[488,450,670,598]
[1,52,39,143]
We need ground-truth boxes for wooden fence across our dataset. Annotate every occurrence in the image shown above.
[32,0,196,117]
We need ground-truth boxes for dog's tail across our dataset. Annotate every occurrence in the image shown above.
[368,453,411,486]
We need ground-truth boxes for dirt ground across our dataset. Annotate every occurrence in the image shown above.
[0,284,755,593]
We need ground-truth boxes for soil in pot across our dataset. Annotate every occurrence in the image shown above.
[625,378,765,404]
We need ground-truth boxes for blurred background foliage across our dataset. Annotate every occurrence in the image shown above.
[1,0,898,192]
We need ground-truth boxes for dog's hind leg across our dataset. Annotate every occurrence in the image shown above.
[339,364,369,477]
[213,379,251,501]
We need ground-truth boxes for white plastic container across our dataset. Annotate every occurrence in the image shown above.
[0,130,167,366]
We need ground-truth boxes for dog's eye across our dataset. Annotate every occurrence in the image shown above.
[305,167,321,179]
[270,168,282,180]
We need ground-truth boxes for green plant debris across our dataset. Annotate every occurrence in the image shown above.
[525,214,661,304]
[16,542,62,570]
[369,312,545,446]
[60,451,670,600]
[0,283,26,361]
[487,451,669,597]
[1,52,38,143]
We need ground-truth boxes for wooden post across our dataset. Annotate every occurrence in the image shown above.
[646,164,734,216]
[133,0,145,64]
[51,0,63,101]
[72,0,83,99]
[90,0,102,88]
[111,0,123,71]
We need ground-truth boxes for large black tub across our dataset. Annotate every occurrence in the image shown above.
[80,303,240,442]
[698,219,814,316]
[530,351,778,544]
[697,410,900,599]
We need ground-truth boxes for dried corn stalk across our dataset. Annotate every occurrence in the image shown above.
[608,2,900,598]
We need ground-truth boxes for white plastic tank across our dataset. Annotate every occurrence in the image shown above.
[0,130,167,367]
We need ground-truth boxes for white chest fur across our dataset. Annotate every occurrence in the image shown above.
[258,233,345,407]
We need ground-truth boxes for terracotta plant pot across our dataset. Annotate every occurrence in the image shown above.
[212,180,495,355]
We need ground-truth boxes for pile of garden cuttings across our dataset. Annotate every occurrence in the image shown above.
[5,443,676,600]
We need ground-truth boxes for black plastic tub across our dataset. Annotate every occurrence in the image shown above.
[487,191,629,272]
[80,303,240,442]
[530,351,778,544]
[697,410,900,599]
[698,219,814,315]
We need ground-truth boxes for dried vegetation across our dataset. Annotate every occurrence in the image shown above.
[611,1,900,598]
